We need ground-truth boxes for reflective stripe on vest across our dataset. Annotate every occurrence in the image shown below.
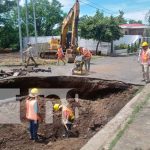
[26,99,39,121]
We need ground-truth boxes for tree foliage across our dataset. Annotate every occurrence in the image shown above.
[0,0,18,48]
[79,10,123,54]
[145,10,150,25]
[20,0,65,36]
[0,0,65,48]
[115,10,127,24]
[128,19,142,24]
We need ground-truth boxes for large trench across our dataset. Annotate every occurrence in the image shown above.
[0,76,140,150]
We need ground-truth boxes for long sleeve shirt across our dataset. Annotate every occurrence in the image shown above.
[23,46,34,57]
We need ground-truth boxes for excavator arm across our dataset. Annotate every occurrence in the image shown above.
[61,0,80,49]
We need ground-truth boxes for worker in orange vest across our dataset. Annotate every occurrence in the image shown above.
[77,47,92,72]
[56,45,66,65]
[53,103,75,137]
[138,42,150,83]
[26,88,42,141]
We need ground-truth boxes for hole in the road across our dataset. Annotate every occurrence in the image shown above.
[0,76,140,150]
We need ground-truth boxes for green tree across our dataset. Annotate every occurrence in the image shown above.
[0,0,18,48]
[145,10,150,25]
[115,10,127,24]
[79,10,123,54]
[128,19,142,24]
[145,10,150,36]
[20,0,65,36]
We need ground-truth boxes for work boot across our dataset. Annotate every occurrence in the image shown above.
[34,64,38,68]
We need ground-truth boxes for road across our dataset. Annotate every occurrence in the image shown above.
[0,55,144,85]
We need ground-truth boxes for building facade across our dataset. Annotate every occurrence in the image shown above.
[119,24,150,36]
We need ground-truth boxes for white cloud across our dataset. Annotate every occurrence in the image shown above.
[19,0,75,12]
[124,10,148,23]
[19,0,24,6]
[59,0,75,13]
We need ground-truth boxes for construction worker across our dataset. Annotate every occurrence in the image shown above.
[77,47,92,72]
[26,88,42,141]
[138,42,150,83]
[53,103,75,137]
[56,45,66,65]
[23,43,38,67]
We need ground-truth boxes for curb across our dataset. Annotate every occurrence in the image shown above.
[81,85,149,150]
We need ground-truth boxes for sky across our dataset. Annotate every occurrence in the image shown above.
[20,0,150,24]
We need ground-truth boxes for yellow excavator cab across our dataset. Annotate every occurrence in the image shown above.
[49,38,60,50]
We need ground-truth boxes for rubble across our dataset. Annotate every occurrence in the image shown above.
[0,67,52,79]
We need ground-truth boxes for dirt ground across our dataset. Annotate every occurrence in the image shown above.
[0,52,57,66]
[0,85,139,150]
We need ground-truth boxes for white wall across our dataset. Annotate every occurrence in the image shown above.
[23,36,111,55]
[114,35,142,46]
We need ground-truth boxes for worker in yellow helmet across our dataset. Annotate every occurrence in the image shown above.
[138,42,150,83]
[54,103,75,137]
[26,88,42,141]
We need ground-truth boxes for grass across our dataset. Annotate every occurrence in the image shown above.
[109,93,150,150]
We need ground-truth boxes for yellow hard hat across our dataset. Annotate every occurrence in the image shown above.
[142,42,149,47]
[77,47,80,52]
[53,104,60,111]
[29,88,39,97]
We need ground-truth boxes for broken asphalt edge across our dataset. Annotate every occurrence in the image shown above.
[80,84,149,150]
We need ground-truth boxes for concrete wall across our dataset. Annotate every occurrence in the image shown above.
[114,35,142,46]
[23,36,111,55]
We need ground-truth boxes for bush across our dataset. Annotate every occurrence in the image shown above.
[114,44,128,50]
[127,43,139,53]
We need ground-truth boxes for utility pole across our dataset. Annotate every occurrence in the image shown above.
[17,0,23,64]
[31,0,37,44]
[25,0,29,41]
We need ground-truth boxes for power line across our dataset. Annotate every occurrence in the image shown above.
[79,0,114,15]
[83,0,118,14]
[79,0,141,22]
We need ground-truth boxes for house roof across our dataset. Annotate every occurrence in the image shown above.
[119,24,150,29]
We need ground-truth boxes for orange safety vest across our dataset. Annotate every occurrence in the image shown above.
[57,48,64,58]
[82,49,92,59]
[141,50,149,63]
[62,106,75,122]
[26,99,39,121]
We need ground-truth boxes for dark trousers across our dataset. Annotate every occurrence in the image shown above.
[64,123,72,137]
[26,57,37,66]
[29,120,39,140]
[84,58,91,71]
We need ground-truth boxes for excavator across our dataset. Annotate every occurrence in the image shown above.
[39,0,79,62]
[61,0,80,63]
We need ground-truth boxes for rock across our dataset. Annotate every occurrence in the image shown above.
[47,141,53,146]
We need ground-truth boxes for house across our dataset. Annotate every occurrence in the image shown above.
[119,24,150,36]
